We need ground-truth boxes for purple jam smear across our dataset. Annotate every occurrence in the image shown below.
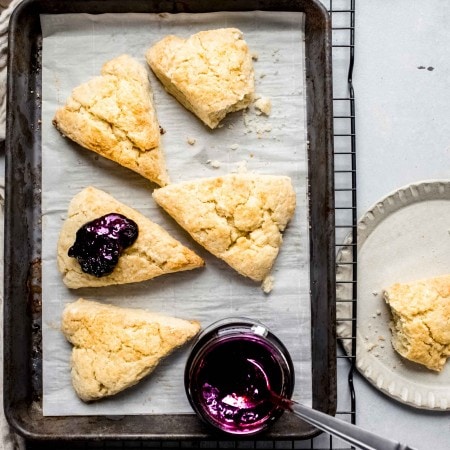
[68,213,138,277]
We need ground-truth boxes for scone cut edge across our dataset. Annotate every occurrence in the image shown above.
[58,186,204,289]
[61,298,201,401]
[383,273,450,371]
[152,173,296,282]
[53,54,169,186]
[146,28,255,129]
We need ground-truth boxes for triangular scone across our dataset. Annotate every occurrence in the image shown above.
[53,54,169,186]
[384,274,450,371]
[61,298,201,401]
[146,28,255,129]
[58,187,204,289]
[152,174,296,281]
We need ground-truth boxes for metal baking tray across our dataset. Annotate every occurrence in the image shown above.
[4,0,335,441]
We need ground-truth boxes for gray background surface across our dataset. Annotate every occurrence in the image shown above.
[349,1,450,449]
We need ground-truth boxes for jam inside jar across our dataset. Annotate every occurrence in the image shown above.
[184,318,294,435]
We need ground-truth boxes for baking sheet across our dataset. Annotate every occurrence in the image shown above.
[41,11,311,416]
[337,180,450,410]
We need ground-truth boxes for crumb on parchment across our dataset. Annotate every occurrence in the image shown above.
[261,274,274,293]
[231,160,248,174]
[206,159,221,169]
[254,96,272,116]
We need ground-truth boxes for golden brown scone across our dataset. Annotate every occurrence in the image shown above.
[384,274,450,371]
[53,54,169,186]
[58,187,204,289]
[61,298,201,401]
[146,28,255,129]
[152,174,296,281]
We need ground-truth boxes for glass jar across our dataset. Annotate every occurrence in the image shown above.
[184,317,295,435]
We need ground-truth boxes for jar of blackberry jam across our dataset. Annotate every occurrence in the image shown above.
[184,318,295,435]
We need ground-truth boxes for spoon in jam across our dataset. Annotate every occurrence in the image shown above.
[228,359,417,450]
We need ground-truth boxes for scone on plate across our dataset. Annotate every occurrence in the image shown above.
[384,274,450,371]
[61,298,201,401]
[146,28,255,129]
[152,174,296,282]
[53,54,169,186]
[58,187,204,289]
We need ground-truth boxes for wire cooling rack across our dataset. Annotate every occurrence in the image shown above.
[26,1,357,448]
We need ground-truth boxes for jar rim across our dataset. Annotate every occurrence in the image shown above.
[184,317,295,436]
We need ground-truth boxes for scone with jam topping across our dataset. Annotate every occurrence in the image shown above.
[58,187,204,289]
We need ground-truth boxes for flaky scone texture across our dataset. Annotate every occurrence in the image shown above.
[152,174,296,281]
[384,274,450,371]
[53,54,169,186]
[58,187,204,289]
[146,28,255,129]
[61,298,201,401]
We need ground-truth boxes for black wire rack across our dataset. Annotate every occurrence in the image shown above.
[26,1,357,448]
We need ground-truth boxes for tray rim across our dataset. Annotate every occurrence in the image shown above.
[3,0,336,441]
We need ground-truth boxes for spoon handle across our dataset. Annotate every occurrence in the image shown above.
[289,400,416,450]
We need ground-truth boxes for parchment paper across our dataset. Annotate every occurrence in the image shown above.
[40,11,310,416]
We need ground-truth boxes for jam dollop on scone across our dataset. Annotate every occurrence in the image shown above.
[68,213,139,278]
[58,187,204,289]
[53,54,169,186]
[146,28,255,129]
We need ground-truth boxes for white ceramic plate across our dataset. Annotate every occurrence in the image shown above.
[336,180,450,410]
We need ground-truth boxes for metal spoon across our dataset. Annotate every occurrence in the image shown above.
[243,359,416,450]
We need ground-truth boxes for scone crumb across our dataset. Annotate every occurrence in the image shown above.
[187,137,196,145]
[256,123,273,138]
[210,160,221,168]
[261,275,274,293]
[366,342,377,351]
[254,97,272,116]
[230,143,239,151]
[234,160,248,173]
[252,52,259,61]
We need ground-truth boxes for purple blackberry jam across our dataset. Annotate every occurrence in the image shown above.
[68,213,138,277]
[185,319,294,435]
